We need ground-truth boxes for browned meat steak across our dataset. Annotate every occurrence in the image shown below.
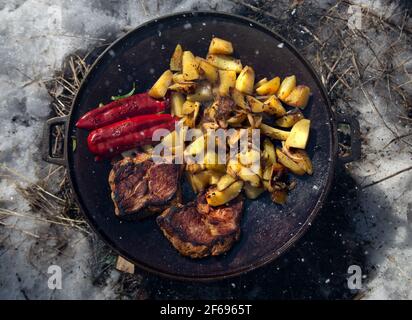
[108,153,180,219]
[157,192,244,258]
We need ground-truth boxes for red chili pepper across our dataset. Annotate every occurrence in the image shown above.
[76,93,167,130]
[87,114,176,158]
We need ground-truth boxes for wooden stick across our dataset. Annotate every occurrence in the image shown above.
[116,256,135,274]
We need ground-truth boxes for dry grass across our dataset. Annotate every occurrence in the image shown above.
[45,54,90,157]
[0,51,121,288]
[0,53,92,235]
[0,164,90,234]
[0,55,94,248]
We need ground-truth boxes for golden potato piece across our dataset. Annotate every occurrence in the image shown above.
[182,102,200,129]
[276,148,305,175]
[218,70,237,96]
[189,170,223,193]
[206,180,244,206]
[255,163,263,179]
[285,119,310,149]
[246,95,264,113]
[262,139,276,164]
[207,54,243,73]
[254,78,268,89]
[275,109,304,128]
[161,126,186,153]
[182,51,199,80]
[217,174,237,191]
[170,44,183,71]
[238,166,260,187]
[182,100,197,115]
[277,75,296,101]
[160,130,177,149]
[183,115,193,128]
[235,66,255,95]
[148,70,173,98]
[255,76,280,95]
[170,92,185,117]
[184,134,206,158]
[172,73,186,83]
[243,183,264,199]
[209,171,224,185]
[226,158,242,177]
[198,59,219,83]
[263,95,286,117]
[208,37,234,55]
[259,123,290,141]
[239,149,261,167]
[227,129,241,147]
[161,128,180,148]
[284,85,311,108]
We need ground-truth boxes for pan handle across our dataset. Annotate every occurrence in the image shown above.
[42,115,69,166]
[335,113,361,163]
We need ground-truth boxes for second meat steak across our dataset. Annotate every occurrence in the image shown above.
[157,192,244,258]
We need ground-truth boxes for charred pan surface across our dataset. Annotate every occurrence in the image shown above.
[108,153,180,219]
[157,192,244,258]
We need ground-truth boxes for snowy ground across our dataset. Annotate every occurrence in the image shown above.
[0,0,411,299]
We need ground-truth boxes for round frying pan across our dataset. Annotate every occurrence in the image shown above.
[42,11,360,281]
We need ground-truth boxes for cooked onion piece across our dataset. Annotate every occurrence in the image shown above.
[259,123,290,141]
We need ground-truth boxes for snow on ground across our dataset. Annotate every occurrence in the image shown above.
[0,0,411,299]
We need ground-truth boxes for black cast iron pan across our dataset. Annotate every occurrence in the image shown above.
[42,11,361,281]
